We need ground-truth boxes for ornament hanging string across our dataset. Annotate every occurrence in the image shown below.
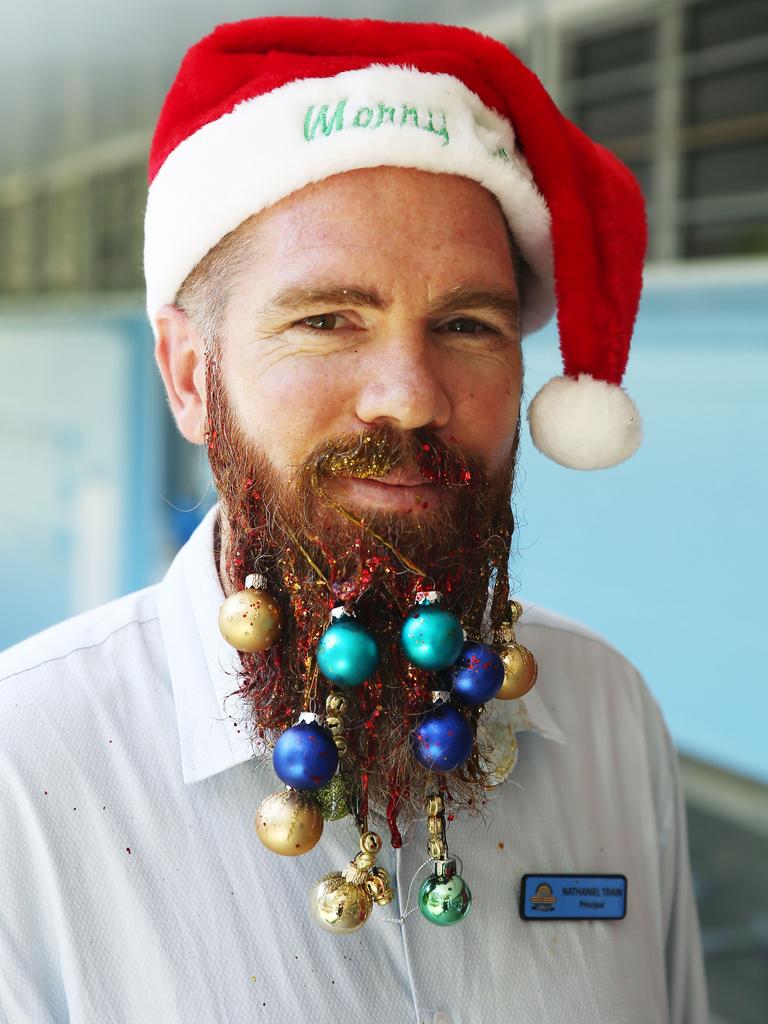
[383,858,433,925]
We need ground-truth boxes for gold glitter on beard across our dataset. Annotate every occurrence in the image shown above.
[314,433,399,484]
[204,343,520,830]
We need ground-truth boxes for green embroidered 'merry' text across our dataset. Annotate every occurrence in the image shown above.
[303,100,450,146]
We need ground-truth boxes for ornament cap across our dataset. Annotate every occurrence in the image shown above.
[297,711,320,725]
[495,621,515,645]
[434,858,458,880]
[244,572,268,590]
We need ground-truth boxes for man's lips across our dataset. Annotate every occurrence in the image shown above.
[326,473,442,511]
[368,469,429,487]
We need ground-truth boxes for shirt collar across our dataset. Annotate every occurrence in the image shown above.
[158,503,565,786]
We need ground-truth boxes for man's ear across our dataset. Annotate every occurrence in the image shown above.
[154,305,207,444]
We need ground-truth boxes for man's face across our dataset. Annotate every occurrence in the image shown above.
[160,166,526,822]
[214,166,523,512]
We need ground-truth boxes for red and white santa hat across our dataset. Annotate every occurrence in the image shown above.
[145,17,646,470]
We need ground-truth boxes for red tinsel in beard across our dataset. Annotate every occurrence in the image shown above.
[205,344,518,842]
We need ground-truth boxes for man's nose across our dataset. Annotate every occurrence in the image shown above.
[354,335,452,432]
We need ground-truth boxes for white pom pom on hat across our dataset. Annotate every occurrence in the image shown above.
[527,374,642,470]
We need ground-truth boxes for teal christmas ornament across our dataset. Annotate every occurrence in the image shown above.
[411,702,473,772]
[448,641,505,706]
[400,595,464,672]
[316,611,379,688]
[419,861,472,926]
[273,715,338,790]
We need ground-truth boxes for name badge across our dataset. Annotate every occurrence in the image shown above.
[519,874,627,921]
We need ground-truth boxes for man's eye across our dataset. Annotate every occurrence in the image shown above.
[442,317,493,334]
[300,313,343,330]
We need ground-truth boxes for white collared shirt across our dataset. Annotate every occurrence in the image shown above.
[0,506,706,1023]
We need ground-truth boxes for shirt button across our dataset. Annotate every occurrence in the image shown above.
[433,1013,453,1024]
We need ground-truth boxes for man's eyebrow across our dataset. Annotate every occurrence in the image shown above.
[428,287,520,330]
[264,283,520,330]
[265,285,387,314]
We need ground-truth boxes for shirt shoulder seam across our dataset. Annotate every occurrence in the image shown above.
[0,615,160,685]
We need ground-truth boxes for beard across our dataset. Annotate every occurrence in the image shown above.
[205,344,520,844]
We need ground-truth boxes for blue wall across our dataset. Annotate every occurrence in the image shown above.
[0,307,168,646]
[517,272,767,782]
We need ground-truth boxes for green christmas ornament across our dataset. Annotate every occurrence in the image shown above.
[314,774,351,821]
[418,860,472,926]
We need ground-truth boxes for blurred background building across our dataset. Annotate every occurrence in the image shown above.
[1,1,766,1020]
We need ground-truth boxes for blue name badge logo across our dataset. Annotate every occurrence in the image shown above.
[520,874,627,921]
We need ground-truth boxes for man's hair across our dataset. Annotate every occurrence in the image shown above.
[174,215,261,345]
[174,206,526,344]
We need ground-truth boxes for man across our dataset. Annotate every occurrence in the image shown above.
[0,17,706,1024]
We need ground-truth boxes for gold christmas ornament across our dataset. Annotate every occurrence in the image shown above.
[325,715,344,736]
[508,600,524,625]
[425,793,445,816]
[364,867,395,906]
[360,831,383,855]
[497,643,538,700]
[255,789,323,856]
[493,614,538,700]
[218,573,282,653]
[324,690,350,760]
[310,830,391,932]
[325,692,349,716]
[309,873,373,934]
[424,792,448,861]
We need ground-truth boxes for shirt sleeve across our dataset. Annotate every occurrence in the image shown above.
[656,715,709,1024]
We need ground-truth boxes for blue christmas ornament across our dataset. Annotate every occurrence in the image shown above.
[448,641,505,706]
[316,615,379,688]
[273,719,338,790]
[400,604,464,672]
[411,703,473,772]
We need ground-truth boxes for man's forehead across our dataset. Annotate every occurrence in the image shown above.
[249,166,511,254]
